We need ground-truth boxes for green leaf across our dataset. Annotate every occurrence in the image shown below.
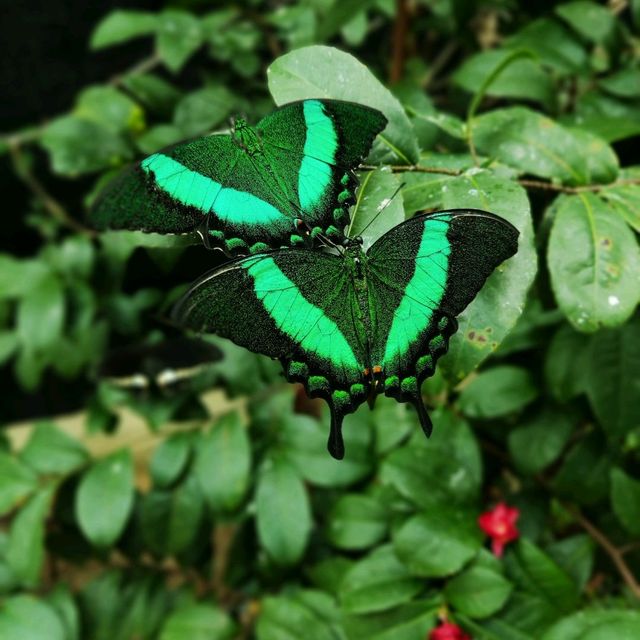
[458,366,538,419]
[7,486,55,587]
[316,0,374,41]
[76,449,134,547]
[348,168,405,248]
[327,494,388,551]
[508,408,574,475]
[453,50,554,107]
[542,610,640,640]
[0,257,48,300]
[21,421,88,476]
[439,173,537,382]
[545,535,594,592]
[16,272,64,352]
[544,323,591,401]
[445,566,513,619]
[584,318,640,438]
[380,408,482,510]
[136,124,185,155]
[400,171,453,215]
[156,10,203,73]
[122,73,182,116]
[472,107,618,185]
[610,467,640,535]
[174,86,235,137]
[600,174,640,233]
[555,1,616,43]
[393,506,483,577]
[150,432,192,489]
[194,411,251,513]
[548,194,640,332]
[0,595,66,640]
[599,68,640,99]
[74,86,144,134]
[256,456,311,566]
[569,91,640,143]
[46,584,80,640]
[0,451,38,516]
[267,45,419,164]
[140,475,204,556]
[90,10,158,49]
[160,603,236,640]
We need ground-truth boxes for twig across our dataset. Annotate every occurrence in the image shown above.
[110,53,162,88]
[211,522,238,603]
[424,41,458,89]
[390,0,410,83]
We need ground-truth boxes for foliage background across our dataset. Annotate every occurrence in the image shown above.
[1,0,640,638]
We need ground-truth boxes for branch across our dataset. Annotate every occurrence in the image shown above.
[390,0,410,83]
[211,522,238,604]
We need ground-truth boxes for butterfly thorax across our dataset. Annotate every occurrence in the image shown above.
[232,119,263,156]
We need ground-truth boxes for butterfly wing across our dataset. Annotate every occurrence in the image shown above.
[366,209,519,434]
[173,250,369,458]
[258,100,388,237]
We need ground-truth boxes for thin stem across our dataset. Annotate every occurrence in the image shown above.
[390,0,410,83]
[211,522,238,604]
[110,53,162,88]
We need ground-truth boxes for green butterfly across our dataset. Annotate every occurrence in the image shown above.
[173,209,519,459]
[90,99,387,255]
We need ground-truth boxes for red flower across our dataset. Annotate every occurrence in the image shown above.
[429,621,471,640]
[478,502,520,557]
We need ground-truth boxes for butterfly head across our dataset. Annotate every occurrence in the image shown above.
[232,117,262,156]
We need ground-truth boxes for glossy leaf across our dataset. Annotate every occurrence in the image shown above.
[0,596,66,640]
[542,610,640,640]
[327,494,388,550]
[445,566,513,619]
[160,603,236,640]
[610,467,640,535]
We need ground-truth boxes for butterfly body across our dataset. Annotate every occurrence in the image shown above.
[90,100,388,256]
[174,209,519,459]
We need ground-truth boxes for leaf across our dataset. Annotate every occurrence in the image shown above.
[348,168,405,248]
[327,494,388,551]
[542,610,640,640]
[150,432,192,489]
[122,73,182,116]
[173,87,235,137]
[545,535,594,592]
[136,125,185,155]
[46,584,80,640]
[339,545,423,614]
[570,91,640,143]
[7,486,55,587]
[0,451,38,516]
[439,172,537,382]
[20,421,88,476]
[16,272,65,352]
[445,566,513,619]
[90,10,158,49]
[160,603,236,640]
[458,366,539,419]
[194,411,251,513]
[0,257,48,299]
[555,1,616,43]
[267,45,419,164]
[256,455,311,566]
[393,506,483,577]
[508,408,574,475]
[156,10,203,73]
[547,194,640,332]
[453,50,554,107]
[0,595,66,640]
[544,323,591,401]
[400,171,453,215]
[600,174,640,232]
[75,449,135,547]
[610,467,640,535]
[74,86,144,134]
[380,408,482,510]
[472,107,618,185]
[584,318,640,438]
[316,0,374,41]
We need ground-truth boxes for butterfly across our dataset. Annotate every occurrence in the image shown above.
[90,99,387,255]
[172,209,519,459]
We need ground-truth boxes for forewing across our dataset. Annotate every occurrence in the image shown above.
[173,250,369,458]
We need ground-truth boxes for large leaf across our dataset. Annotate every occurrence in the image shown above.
[173,86,235,137]
[267,45,419,164]
[0,596,66,640]
[600,171,640,232]
[542,610,640,640]
[444,566,513,619]
[548,194,640,332]
[555,1,616,43]
[439,172,536,381]
[159,603,236,640]
[156,10,203,72]
[327,494,388,551]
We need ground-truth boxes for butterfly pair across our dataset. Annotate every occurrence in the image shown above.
[92,99,519,459]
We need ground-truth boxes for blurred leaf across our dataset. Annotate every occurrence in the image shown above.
[0,451,38,516]
[0,332,18,366]
[569,91,640,143]
[610,467,640,535]
[349,168,405,248]
[90,10,158,49]
[122,73,182,116]
[542,610,640,640]
[7,486,55,587]
[328,494,388,551]
[75,86,144,134]
[341,10,368,46]
[545,535,594,592]
[599,68,640,99]
[256,455,311,566]
[445,566,513,619]
[339,545,423,614]
[136,124,184,155]
[150,432,191,489]
[393,506,483,577]
[0,257,48,300]
[268,45,419,164]
[584,318,640,438]
[555,2,616,43]
[548,194,640,332]
[160,603,236,640]
[0,595,66,640]
[21,421,88,476]
[600,174,640,233]
[156,10,202,73]
[544,323,591,401]
[76,449,134,547]
[439,173,537,382]
[317,0,373,41]
[46,585,80,640]
[194,411,251,513]
[174,87,234,137]
[458,366,538,419]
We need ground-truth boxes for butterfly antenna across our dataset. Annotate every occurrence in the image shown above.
[356,181,406,238]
